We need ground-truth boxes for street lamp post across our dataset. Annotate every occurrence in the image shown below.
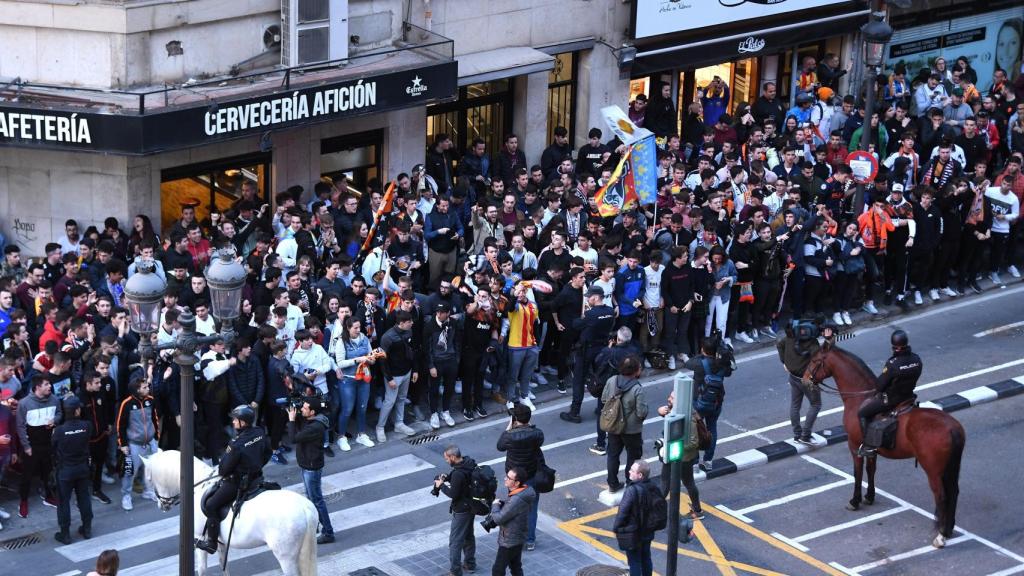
[854,6,894,212]
[124,249,245,576]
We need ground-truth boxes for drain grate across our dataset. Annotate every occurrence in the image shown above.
[0,533,41,551]
[405,432,440,445]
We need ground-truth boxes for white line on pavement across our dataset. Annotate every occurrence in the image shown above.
[848,535,971,573]
[973,320,1024,338]
[792,505,910,543]
[802,455,1024,566]
[828,561,861,576]
[987,566,1024,576]
[56,454,435,563]
[770,531,810,553]
[735,479,852,516]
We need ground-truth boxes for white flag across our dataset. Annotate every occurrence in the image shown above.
[601,105,653,146]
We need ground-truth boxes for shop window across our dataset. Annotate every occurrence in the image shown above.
[427,79,513,164]
[629,77,650,101]
[547,52,577,144]
[320,130,383,192]
[778,44,825,103]
[160,153,270,235]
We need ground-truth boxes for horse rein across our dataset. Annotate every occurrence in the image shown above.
[154,471,220,509]
[805,350,875,399]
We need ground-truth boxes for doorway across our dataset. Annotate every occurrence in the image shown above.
[320,130,384,192]
[160,153,271,235]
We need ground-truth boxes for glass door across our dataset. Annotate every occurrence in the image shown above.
[320,130,383,192]
[160,153,271,235]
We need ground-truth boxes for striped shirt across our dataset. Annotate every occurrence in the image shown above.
[506,301,538,349]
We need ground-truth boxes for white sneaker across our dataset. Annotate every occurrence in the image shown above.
[913,291,923,305]
[0,507,10,520]
[337,436,351,451]
[1009,265,1021,278]
[395,422,416,436]
[429,413,441,430]
[376,427,387,444]
[668,356,677,370]
[141,490,158,502]
[355,433,375,447]
[832,312,844,326]
[990,272,1003,285]
[862,301,879,315]
[644,359,653,369]
[929,289,940,301]
[441,411,456,427]
[520,397,536,412]
[541,365,558,376]
[735,331,753,344]
[841,312,853,325]
[533,373,548,386]
[506,401,515,410]
[528,391,536,400]
[942,287,958,297]
[121,494,133,511]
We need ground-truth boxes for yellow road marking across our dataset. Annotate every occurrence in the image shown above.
[692,515,740,576]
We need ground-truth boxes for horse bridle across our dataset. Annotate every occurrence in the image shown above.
[805,344,876,398]
[154,472,220,509]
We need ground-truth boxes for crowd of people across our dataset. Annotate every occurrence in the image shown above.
[0,50,1021,574]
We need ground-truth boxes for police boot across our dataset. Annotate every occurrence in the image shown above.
[54,530,72,545]
[857,418,876,458]
[195,520,220,554]
[77,524,92,539]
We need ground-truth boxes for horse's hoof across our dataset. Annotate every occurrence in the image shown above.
[864,496,875,506]
[933,534,947,548]
[846,502,860,511]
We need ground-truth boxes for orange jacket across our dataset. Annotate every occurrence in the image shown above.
[857,210,894,250]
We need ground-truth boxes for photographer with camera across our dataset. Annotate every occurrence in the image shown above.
[777,321,822,446]
[684,336,732,472]
[286,395,335,545]
[433,445,479,576]
[486,466,536,576]
[496,403,544,551]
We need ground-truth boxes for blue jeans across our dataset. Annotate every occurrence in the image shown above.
[338,377,371,436]
[506,346,538,402]
[626,538,653,576]
[697,405,721,462]
[302,467,333,536]
[524,476,540,545]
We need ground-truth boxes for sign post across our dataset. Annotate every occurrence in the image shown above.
[665,372,693,576]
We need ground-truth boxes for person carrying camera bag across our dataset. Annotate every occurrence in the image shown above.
[600,355,648,493]
[496,403,544,551]
[287,396,334,545]
[487,466,536,576]
[433,445,479,576]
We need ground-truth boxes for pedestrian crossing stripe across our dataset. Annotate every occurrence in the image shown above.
[558,497,847,576]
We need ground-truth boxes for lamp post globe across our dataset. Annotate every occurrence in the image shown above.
[862,17,893,68]
[206,247,247,322]
[122,259,167,336]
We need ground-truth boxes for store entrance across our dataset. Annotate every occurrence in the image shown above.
[681,57,760,117]
[320,129,384,192]
[160,153,271,236]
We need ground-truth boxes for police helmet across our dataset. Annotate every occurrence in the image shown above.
[229,404,255,426]
[796,93,813,106]
[890,329,909,349]
[63,395,82,414]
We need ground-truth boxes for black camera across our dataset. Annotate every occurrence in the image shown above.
[274,393,308,410]
[430,473,448,497]
[480,514,498,533]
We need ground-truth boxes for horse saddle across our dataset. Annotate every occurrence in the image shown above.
[202,479,281,519]
[864,395,918,450]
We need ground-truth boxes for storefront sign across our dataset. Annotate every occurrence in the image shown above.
[889,28,986,59]
[737,36,766,54]
[0,60,457,155]
[633,0,851,39]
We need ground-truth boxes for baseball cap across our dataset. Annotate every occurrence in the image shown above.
[891,183,905,194]
[586,286,605,298]
[951,86,964,97]
[435,302,452,314]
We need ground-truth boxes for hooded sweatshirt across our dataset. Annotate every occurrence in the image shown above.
[600,374,648,435]
[16,392,61,452]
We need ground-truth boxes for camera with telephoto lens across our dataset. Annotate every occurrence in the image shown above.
[480,513,498,532]
[274,393,309,410]
[430,473,448,497]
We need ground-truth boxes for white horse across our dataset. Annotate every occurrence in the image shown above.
[142,449,319,576]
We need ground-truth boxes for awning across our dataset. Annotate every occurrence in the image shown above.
[631,10,869,76]
[457,47,555,87]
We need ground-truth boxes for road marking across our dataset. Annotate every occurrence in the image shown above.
[848,534,970,573]
[792,505,909,543]
[988,566,1024,576]
[770,531,810,553]
[802,455,1024,566]
[691,518,740,576]
[57,454,435,563]
[973,320,1024,338]
[736,479,852,516]
[828,561,860,575]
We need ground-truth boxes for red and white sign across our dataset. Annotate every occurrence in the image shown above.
[846,150,879,184]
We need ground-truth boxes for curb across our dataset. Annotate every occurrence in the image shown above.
[698,377,1024,481]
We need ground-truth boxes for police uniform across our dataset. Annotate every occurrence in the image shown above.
[198,423,271,551]
[565,297,616,417]
[859,331,922,451]
[52,399,94,542]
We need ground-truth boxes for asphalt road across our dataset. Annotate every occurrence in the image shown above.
[3,282,1023,576]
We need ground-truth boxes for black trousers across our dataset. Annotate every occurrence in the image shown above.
[199,402,228,460]
[570,345,600,415]
[751,278,780,328]
[607,433,643,490]
[930,240,959,290]
[89,439,107,492]
[492,544,524,576]
[19,446,53,500]
[660,457,702,514]
[461,348,487,411]
[884,243,909,295]
[200,480,238,543]
[909,249,934,291]
[802,274,830,316]
[956,230,988,287]
[56,471,92,532]
[556,329,577,381]
[430,361,460,413]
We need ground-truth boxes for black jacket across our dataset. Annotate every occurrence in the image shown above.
[219,425,271,486]
[288,414,329,471]
[875,348,922,402]
[573,304,616,346]
[440,456,477,514]
[496,425,544,480]
[228,355,265,407]
[52,417,92,478]
[613,478,664,549]
[424,316,463,369]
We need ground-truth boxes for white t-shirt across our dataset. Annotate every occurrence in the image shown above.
[593,277,615,307]
[642,265,663,309]
[570,246,598,270]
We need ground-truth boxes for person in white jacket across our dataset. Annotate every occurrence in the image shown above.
[289,330,333,395]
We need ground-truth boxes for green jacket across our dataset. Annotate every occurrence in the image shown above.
[601,375,648,435]
[850,124,888,154]
[776,335,820,377]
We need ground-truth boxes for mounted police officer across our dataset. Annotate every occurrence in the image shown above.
[52,395,93,544]
[858,330,922,456]
[195,404,272,554]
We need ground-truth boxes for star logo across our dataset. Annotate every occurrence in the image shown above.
[411,76,422,88]
[407,76,428,96]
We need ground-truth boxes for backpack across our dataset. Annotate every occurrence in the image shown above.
[587,356,619,398]
[642,484,668,533]
[600,378,638,434]
[694,358,725,413]
[469,464,498,516]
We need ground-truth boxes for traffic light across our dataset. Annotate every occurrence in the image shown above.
[664,413,686,463]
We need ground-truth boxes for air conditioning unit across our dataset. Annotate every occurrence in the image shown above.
[281,0,349,67]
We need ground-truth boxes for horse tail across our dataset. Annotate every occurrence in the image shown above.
[297,504,319,576]
[940,425,965,537]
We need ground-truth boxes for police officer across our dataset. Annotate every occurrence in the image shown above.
[858,330,922,456]
[195,404,272,554]
[559,286,615,424]
[52,395,93,544]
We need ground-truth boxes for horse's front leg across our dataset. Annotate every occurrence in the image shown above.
[864,455,877,505]
[196,549,209,576]
[847,452,864,511]
[220,547,230,576]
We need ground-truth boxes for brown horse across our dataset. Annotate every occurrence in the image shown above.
[804,341,966,548]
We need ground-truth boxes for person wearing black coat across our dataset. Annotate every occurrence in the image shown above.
[909,189,943,303]
[227,339,265,411]
[287,396,334,544]
[51,396,93,544]
[646,84,678,139]
[496,403,545,550]
[435,446,478,575]
[613,460,665,576]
